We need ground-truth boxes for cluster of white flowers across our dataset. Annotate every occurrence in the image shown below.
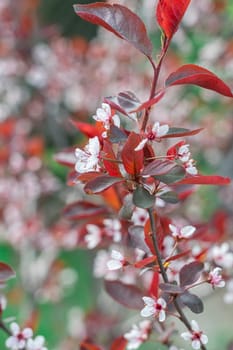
[169,223,196,240]
[5,323,47,350]
[178,144,198,175]
[124,320,151,349]
[135,122,169,151]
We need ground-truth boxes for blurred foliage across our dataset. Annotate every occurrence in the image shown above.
[38,0,102,39]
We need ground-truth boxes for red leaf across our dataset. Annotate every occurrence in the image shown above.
[130,90,165,112]
[0,262,15,281]
[149,271,159,298]
[156,0,191,40]
[134,256,157,269]
[63,201,108,220]
[111,337,127,350]
[74,3,152,56]
[70,120,101,138]
[176,175,231,186]
[84,175,123,194]
[102,141,122,177]
[166,64,233,97]
[80,342,102,350]
[104,280,144,309]
[121,132,144,175]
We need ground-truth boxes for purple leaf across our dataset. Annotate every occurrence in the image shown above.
[159,283,184,294]
[179,291,204,314]
[63,201,108,220]
[73,3,152,56]
[84,175,123,194]
[105,280,144,309]
[179,261,204,287]
[141,159,176,177]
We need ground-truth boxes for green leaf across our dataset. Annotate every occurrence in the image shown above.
[133,186,155,209]
[159,191,179,204]
[154,165,185,184]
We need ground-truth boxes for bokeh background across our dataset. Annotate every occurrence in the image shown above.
[0,0,233,349]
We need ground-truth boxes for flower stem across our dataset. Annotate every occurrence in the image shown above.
[147,208,207,350]
[0,320,11,336]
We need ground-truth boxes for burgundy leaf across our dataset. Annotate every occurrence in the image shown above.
[130,90,165,113]
[159,283,184,294]
[63,201,108,220]
[162,127,203,138]
[105,280,144,309]
[165,64,233,97]
[0,262,15,281]
[142,159,176,177]
[178,291,204,314]
[74,3,152,56]
[179,261,204,287]
[176,175,231,186]
[84,175,123,194]
[153,165,186,184]
[156,0,191,40]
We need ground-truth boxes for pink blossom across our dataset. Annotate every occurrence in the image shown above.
[208,267,225,288]
[181,320,208,349]
[141,296,166,322]
[210,243,233,269]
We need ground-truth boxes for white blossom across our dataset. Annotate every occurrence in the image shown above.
[124,320,151,349]
[6,323,33,350]
[169,224,196,240]
[85,224,102,249]
[27,336,47,350]
[135,122,169,151]
[178,144,191,163]
[181,320,208,349]
[185,159,198,175]
[103,219,122,242]
[107,250,125,271]
[131,208,149,226]
[92,103,120,136]
[75,136,101,173]
[210,243,233,269]
[141,296,166,322]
